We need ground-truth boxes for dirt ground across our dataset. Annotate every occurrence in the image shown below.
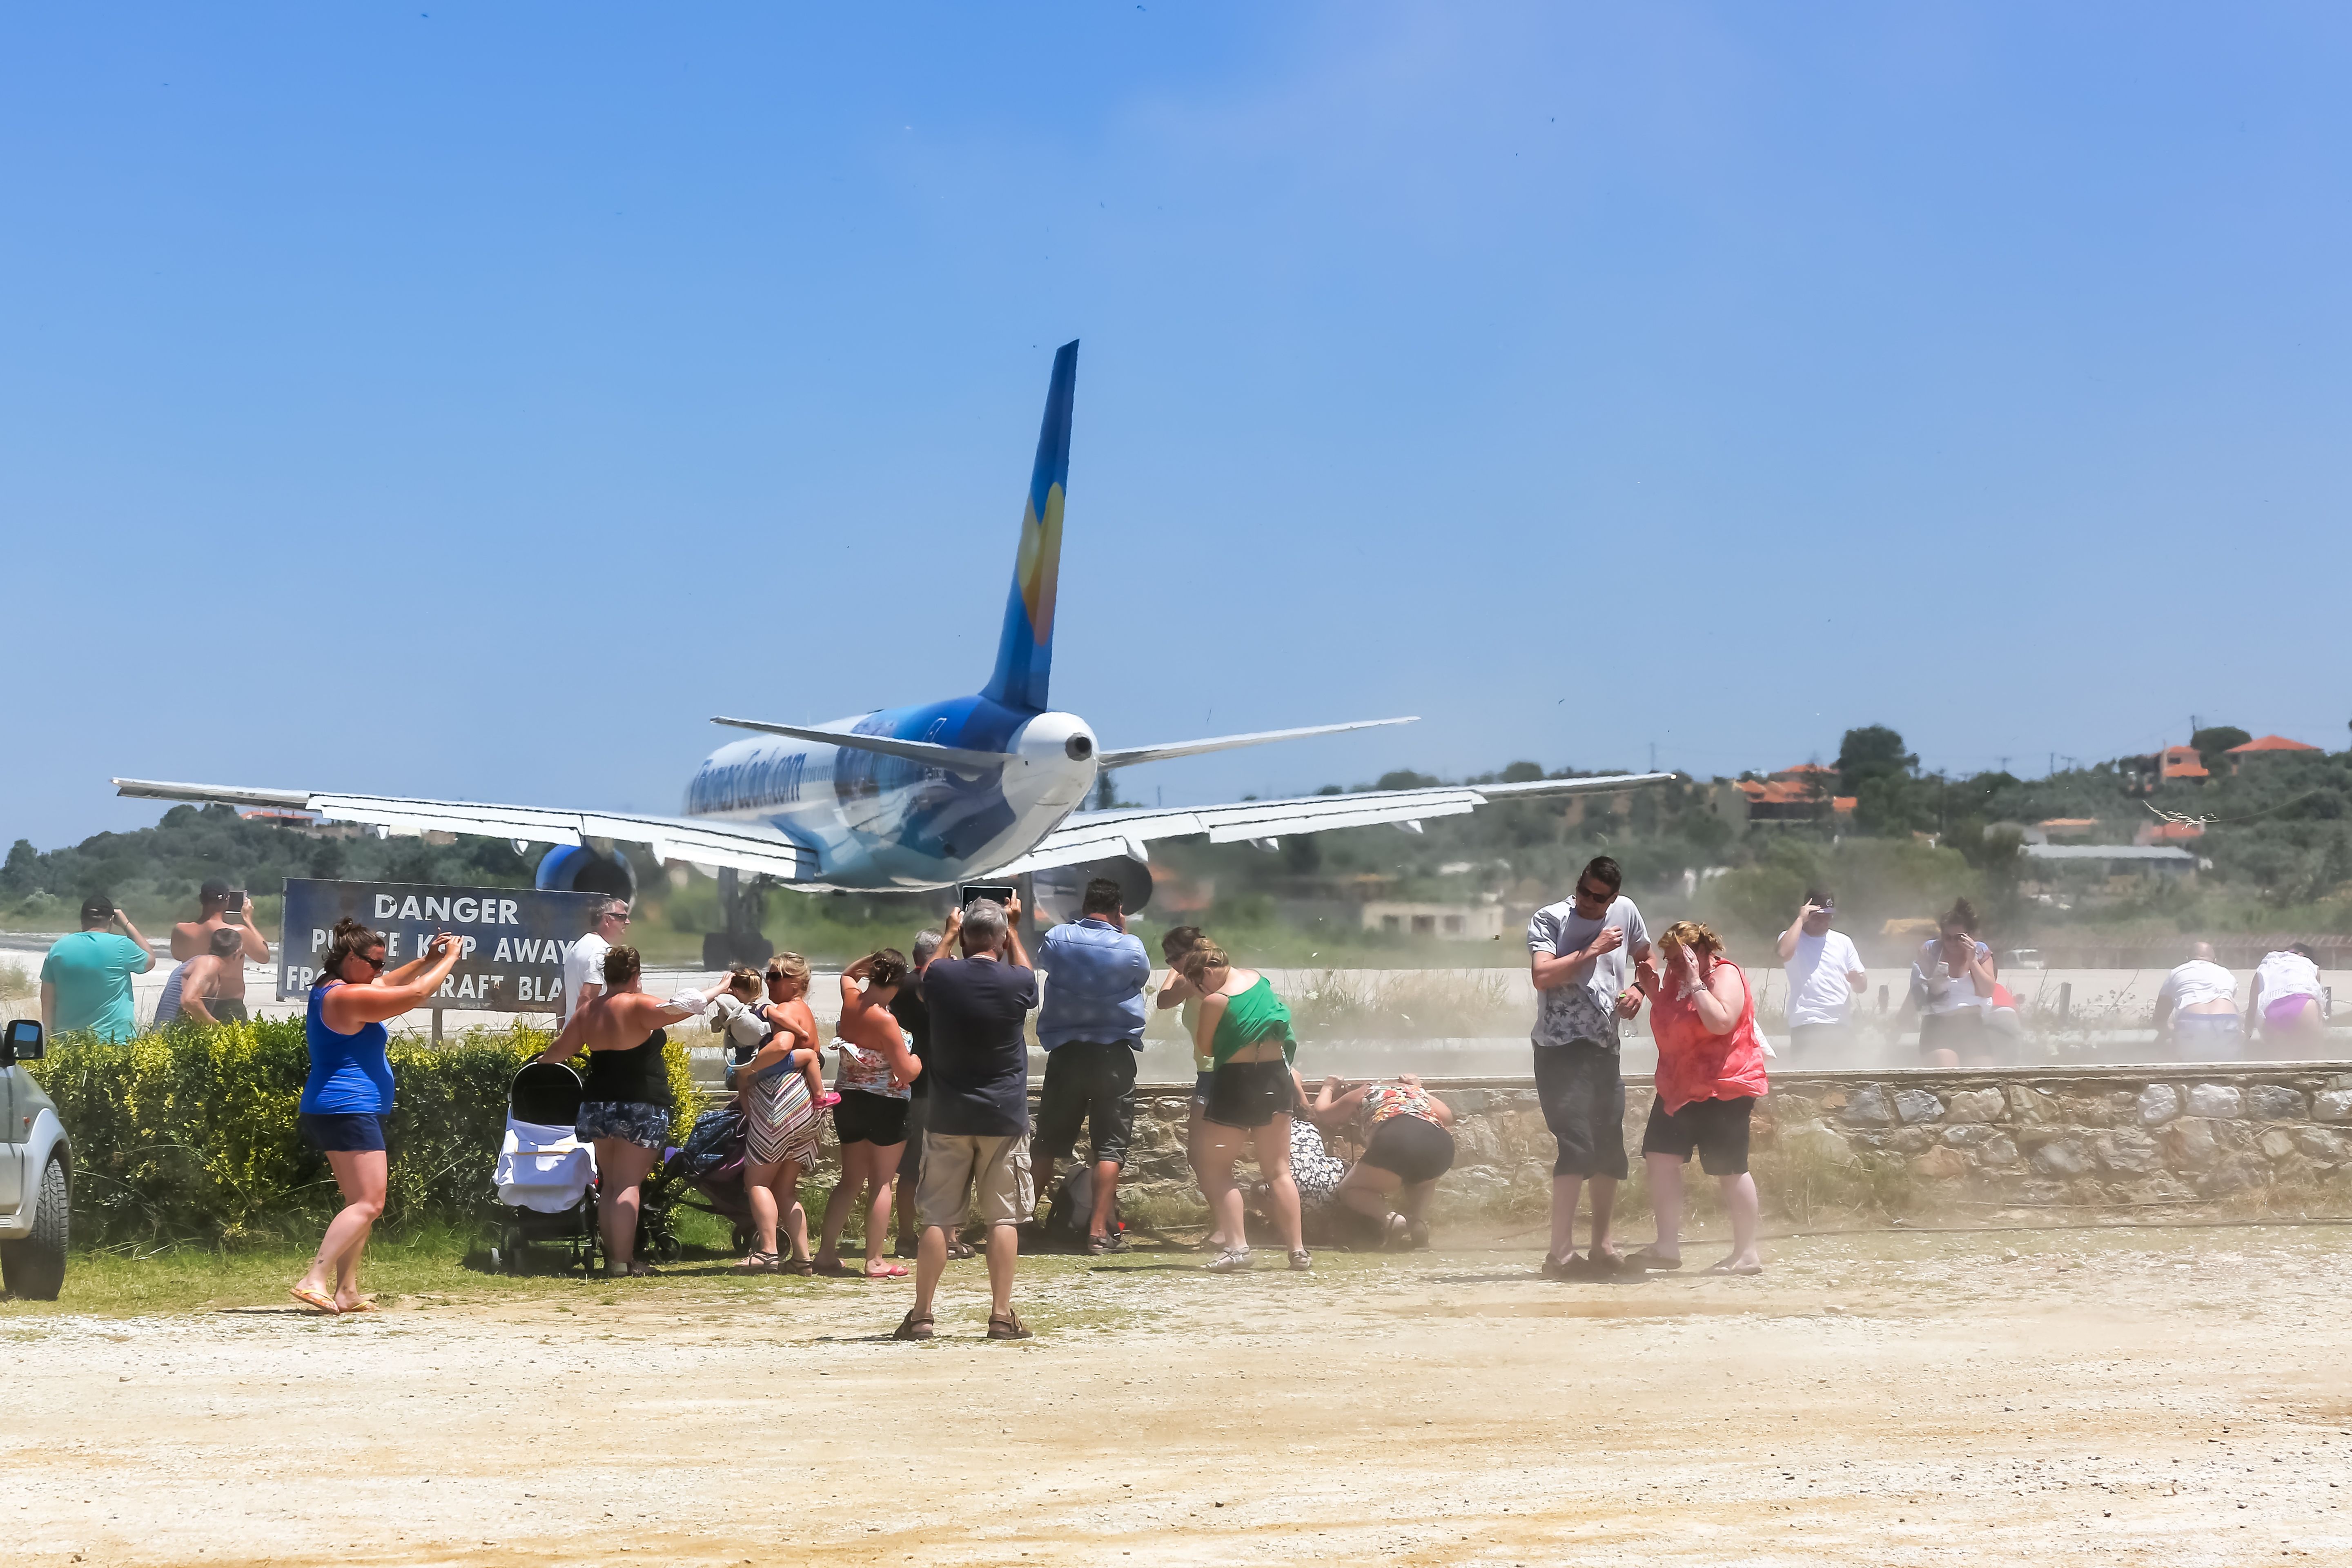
[8,1223,2351,1566]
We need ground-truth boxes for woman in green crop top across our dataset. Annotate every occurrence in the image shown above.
[1180,942,1309,1274]
[1152,926,1237,1252]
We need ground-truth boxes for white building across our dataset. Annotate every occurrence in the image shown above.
[1360,901,1509,941]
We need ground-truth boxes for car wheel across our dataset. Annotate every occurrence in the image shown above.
[1,1158,69,1301]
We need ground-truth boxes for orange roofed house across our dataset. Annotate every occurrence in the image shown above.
[1715,764,1858,829]
[2223,735,2321,774]
[2158,745,2208,781]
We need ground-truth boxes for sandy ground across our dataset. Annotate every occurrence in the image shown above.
[8,1225,2352,1566]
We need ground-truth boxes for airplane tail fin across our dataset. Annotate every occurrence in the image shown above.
[982,339,1077,712]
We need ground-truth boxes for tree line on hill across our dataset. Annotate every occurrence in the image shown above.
[7,723,2352,951]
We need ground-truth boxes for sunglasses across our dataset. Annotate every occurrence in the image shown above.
[1572,885,1613,903]
[356,951,389,972]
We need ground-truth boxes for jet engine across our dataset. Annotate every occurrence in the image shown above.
[533,843,639,902]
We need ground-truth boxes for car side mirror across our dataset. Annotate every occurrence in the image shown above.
[2,1018,42,1065]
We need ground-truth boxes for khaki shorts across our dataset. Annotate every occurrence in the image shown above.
[915,1132,1033,1232]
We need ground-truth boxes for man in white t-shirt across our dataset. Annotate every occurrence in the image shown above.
[1776,889,1868,1063]
[2154,941,2241,1060]
[560,898,633,1028]
[1528,855,1650,1281]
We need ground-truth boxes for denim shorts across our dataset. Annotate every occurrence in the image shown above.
[300,1112,386,1154]
[577,1100,673,1151]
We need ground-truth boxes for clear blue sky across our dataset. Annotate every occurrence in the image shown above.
[7,4,2349,851]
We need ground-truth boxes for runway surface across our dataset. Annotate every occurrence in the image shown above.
[7,1225,2349,1565]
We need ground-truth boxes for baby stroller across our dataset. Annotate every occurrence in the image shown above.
[488,1061,601,1276]
[668,1104,757,1254]
[484,1063,686,1276]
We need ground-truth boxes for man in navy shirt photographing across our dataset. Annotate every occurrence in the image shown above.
[1031,877,1153,1254]
[898,894,1039,1343]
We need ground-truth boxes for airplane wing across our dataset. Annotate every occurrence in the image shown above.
[989,772,1678,874]
[1095,717,1417,770]
[110,778,814,880]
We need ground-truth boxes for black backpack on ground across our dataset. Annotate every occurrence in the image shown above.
[1040,1164,1123,1250]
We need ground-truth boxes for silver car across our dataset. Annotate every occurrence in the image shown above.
[0,1020,71,1300]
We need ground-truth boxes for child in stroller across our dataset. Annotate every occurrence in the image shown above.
[490,1059,679,1275]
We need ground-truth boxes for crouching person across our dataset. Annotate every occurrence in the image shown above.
[1627,921,1768,1276]
[1308,1073,1454,1249]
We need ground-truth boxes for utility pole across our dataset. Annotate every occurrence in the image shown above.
[1648,740,1657,772]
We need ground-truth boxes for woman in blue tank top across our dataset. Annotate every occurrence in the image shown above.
[290,916,463,1315]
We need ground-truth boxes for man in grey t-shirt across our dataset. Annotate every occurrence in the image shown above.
[1527,855,1650,1280]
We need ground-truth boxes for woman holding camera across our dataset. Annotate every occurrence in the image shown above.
[813,950,924,1278]
[290,917,465,1314]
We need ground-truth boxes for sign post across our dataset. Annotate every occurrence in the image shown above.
[277,879,612,1029]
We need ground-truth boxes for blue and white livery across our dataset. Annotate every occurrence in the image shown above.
[115,342,1669,898]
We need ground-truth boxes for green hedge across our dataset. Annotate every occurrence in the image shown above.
[27,1018,701,1248]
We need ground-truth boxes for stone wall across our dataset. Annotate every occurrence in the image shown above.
[1077,1064,2352,1229]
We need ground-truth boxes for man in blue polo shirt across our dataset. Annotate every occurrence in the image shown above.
[41,894,156,1042]
[1032,878,1152,1254]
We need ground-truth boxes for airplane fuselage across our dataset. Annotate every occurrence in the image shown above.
[683,695,1098,889]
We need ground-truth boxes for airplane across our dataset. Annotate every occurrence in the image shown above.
[114,341,1672,965]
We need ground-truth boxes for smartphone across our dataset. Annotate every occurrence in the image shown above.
[225,889,246,924]
[959,883,1016,909]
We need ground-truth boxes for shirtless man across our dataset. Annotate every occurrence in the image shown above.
[156,927,249,1027]
[169,880,270,1022]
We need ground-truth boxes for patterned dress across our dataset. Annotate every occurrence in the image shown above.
[1288,1118,1346,1212]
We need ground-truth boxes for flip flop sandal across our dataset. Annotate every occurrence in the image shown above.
[289,1285,339,1315]
[782,1258,814,1276]
[335,1298,381,1314]
[863,1262,909,1279]
[813,1259,855,1277]
[987,1311,1033,1341]
[1618,1247,1683,1273]
[1702,1259,1764,1276]
[946,1241,977,1261]
[892,1310,935,1342]
[733,1252,781,1275]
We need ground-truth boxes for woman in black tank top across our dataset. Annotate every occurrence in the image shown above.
[537,946,711,1278]
[580,1027,674,1107]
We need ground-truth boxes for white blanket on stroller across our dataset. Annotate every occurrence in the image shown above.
[495,1116,597,1213]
